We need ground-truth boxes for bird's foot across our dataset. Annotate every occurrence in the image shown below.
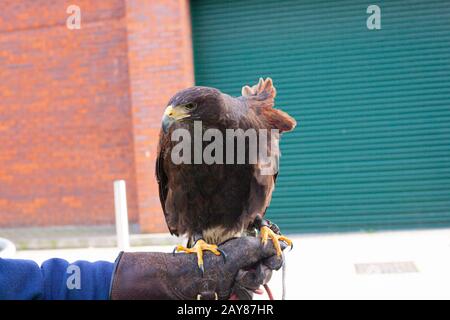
[260,226,293,257]
[173,239,226,274]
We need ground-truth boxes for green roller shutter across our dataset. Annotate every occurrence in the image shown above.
[191,0,450,233]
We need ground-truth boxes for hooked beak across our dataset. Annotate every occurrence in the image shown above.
[162,105,190,133]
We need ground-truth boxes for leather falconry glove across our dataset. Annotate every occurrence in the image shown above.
[110,236,286,300]
[231,254,284,300]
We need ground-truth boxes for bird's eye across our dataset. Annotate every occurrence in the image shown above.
[184,103,196,110]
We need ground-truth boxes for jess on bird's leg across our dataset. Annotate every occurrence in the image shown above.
[254,216,293,257]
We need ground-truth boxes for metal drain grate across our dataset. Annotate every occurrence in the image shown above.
[355,261,419,275]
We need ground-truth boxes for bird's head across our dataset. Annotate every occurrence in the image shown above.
[162,86,225,133]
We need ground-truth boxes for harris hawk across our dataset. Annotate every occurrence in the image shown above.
[156,78,296,272]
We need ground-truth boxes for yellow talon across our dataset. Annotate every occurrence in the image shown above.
[174,239,224,273]
[260,226,293,256]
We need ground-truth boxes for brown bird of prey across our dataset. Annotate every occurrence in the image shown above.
[156,78,296,272]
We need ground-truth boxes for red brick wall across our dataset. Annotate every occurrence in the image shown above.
[126,0,194,232]
[0,0,193,231]
[0,0,138,227]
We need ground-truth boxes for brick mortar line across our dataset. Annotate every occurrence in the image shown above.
[0,15,126,35]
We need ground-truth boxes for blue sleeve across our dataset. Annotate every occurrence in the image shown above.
[0,257,114,300]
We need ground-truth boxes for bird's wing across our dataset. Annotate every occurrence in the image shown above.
[241,78,296,224]
[155,132,179,236]
[242,77,296,133]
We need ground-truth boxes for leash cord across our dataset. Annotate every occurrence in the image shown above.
[282,251,286,300]
[263,284,274,300]
[263,251,286,300]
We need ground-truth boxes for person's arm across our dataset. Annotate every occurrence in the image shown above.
[1,237,285,300]
[0,258,113,300]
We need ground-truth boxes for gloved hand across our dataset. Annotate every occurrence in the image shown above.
[109,236,285,300]
[231,219,286,300]
[231,254,283,300]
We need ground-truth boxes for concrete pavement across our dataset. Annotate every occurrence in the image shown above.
[0,225,182,250]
